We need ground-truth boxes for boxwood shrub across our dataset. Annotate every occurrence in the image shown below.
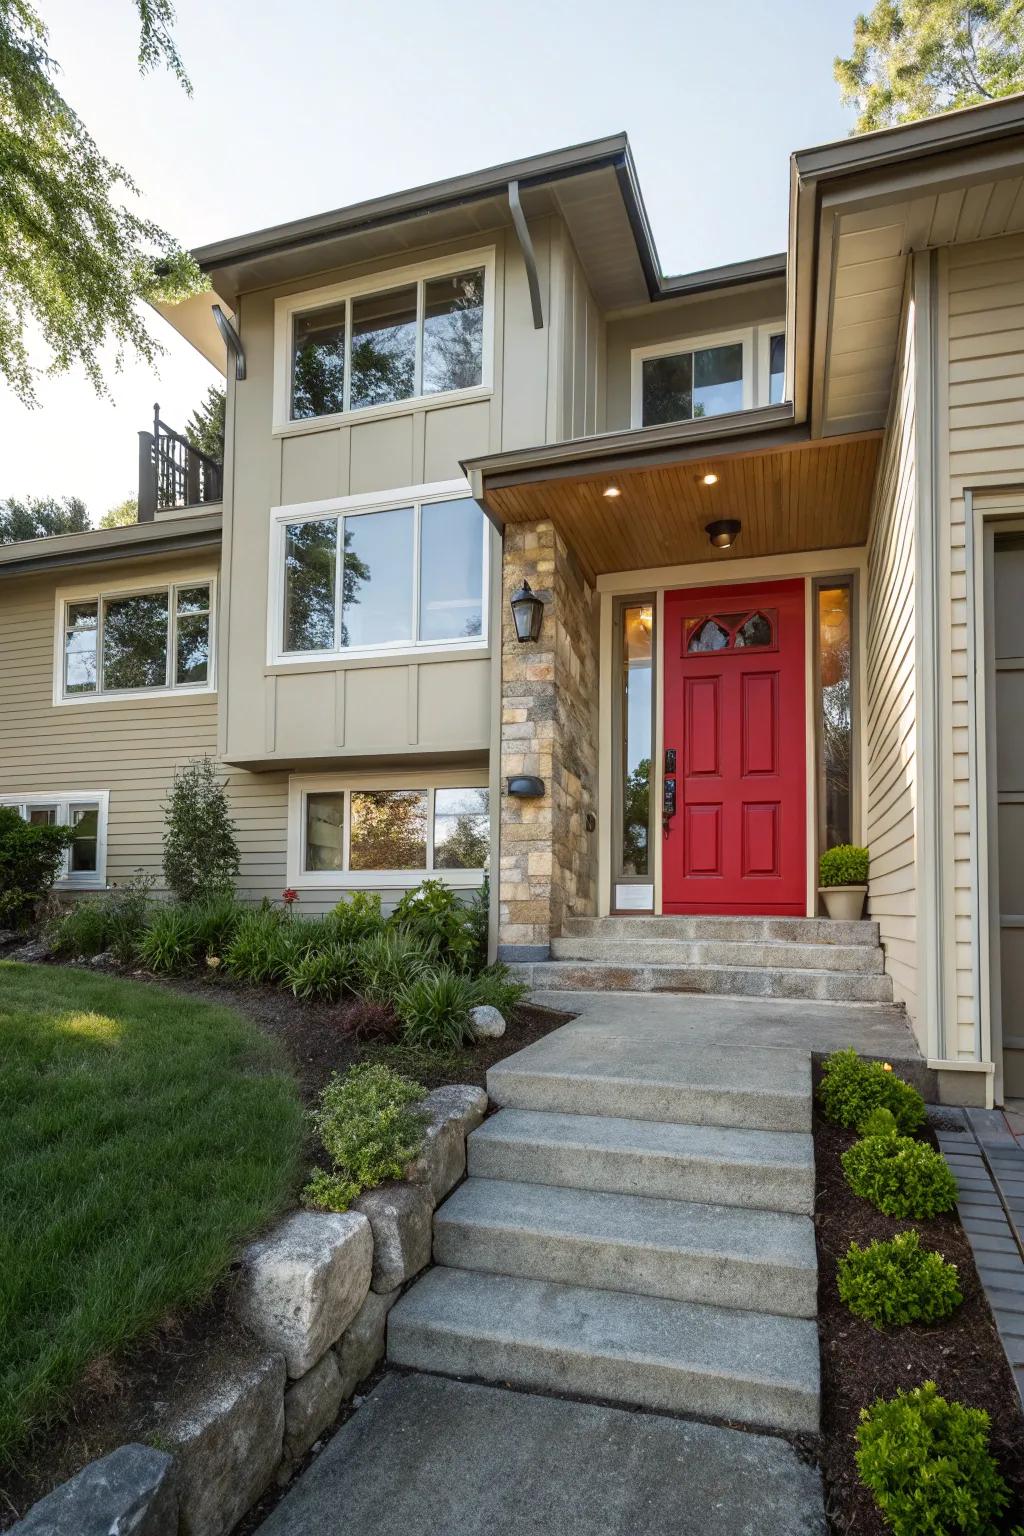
[842,1133,958,1219]
[819,843,869,887]
[856,1381,1011,1536]
[818,1048,926,1134]
[838,1230,962,1328]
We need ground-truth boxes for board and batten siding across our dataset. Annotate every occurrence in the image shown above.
[943,232,1024,1060]
[866,288,920,1034]
[0,556,289,902]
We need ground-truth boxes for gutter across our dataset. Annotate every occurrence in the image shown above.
[0,513,222,578]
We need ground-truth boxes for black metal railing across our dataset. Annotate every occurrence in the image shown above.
[137,403,223,520]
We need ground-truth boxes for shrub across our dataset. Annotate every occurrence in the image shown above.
[843,1133,958,1219]
[103,871,155,964]
[343,999,400,1042]
[390,878,477,970]
[396,966,477,1051]
[354,928,434,1005]
[0,806,74,926]
[856,1381,1010,1536]
[466,873,490,973]
[819,843,869,887]
[471,962,529,1016]
[48,898,112,958]
[224,908,287,984]
[302,1063,426,1211]
[838,1230,962,1328]
[137,904,200,974]
[860,1105,899,1138]
[188,893,244,960]
[818,1048,926,1135]
[285,944,355,1002]
[162,757,239,904]
[332,891,386,944]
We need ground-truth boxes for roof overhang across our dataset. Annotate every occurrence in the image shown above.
[464,411,880,582]
[150,290,231,373]
[0,512,222,579]
[787,92,1024,436]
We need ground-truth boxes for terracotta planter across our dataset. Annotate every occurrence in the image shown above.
[819,884,867,921]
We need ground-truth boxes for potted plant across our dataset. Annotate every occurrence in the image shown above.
[819,844,869,920]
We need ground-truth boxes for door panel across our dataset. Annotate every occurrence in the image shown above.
[663,579,806,915]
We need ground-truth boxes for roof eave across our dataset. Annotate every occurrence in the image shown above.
[0,512,223,578]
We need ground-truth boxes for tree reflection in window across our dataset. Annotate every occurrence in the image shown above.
[735,612,773,647]
[349,287,417,410]
[433,787,489,869]
[102,592,168,689]
[687,619,730,652]
[292,304,346,419]
[349,789,428,870]
[423,270,485,395]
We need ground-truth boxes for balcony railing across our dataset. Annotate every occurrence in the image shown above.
[138,403,223,520]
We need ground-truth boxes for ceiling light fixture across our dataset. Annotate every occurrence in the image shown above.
[705,519,741,551]
[603,485,621,498]
[700,472,719,486]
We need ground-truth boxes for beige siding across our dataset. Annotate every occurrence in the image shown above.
[0,555,289,902]
[866,291,920,1032]
[944,233,1024,1059]
[558,230,604,439]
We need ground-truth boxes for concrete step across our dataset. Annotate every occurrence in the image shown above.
[468,1108,815,1214]
[387,1266,821,1435]
[512,959,894,1002]
[551,935,885,973]
[563,914,878,946]
[433,1178,818,1317]
[488,1038,812,1132]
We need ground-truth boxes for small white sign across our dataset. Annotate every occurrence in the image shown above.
[614,883,654,912]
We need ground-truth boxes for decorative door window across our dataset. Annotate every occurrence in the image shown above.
[683,610,776,655]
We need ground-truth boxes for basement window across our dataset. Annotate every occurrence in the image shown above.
[0,792,109,888]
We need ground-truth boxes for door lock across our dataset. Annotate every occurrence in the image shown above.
[663,777,676,834]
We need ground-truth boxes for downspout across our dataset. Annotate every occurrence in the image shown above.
[508,181,544,330]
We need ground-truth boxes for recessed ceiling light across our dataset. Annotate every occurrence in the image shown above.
[603,485,621,499]
[700,472,719,487]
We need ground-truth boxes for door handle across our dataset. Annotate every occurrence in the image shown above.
[663,776,676,834]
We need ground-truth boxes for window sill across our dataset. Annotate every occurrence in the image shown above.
[272,385,493,438]
[54,686,217,707]
[268,642,488,673]
[292,869,486,890]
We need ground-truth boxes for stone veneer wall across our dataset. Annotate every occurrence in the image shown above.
[499,520,599,959]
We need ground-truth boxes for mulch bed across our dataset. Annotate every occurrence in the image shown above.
[813,1064,1024,1534]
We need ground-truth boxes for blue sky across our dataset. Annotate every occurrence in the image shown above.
[1,0,860,517]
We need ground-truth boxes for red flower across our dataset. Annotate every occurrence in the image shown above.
[282,888,299,906]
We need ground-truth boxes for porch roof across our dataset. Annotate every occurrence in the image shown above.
[464,416,881,583]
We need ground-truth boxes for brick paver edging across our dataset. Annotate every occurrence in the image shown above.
[934,1109,1024,1404]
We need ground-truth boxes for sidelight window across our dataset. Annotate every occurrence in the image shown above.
[816,582,854,849]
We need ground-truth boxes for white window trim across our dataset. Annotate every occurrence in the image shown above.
[755,319,787,408]
[287,769,488,890]
[0,791,110,890]
[272,246,496,434]
[630,325,757,428]
[268,478,488,667]
[52,569,218,706]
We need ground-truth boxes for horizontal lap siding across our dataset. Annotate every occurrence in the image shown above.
[946,235,1024,1059]
[0,560,290,901]
[866,292,920,1033]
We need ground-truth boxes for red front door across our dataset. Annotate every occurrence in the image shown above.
[662,579,806,915]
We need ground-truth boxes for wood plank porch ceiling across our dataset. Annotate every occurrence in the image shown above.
[486,434,882,581]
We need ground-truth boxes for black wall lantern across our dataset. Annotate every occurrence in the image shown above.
[510,579,545,642]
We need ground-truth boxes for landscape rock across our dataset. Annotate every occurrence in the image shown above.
[161,1348,285,1536]
[469,1004,506,1040]
[283,1351,344,1464]
[354,1183,433,1292]
[408,1085,489,1203]
[10,936,51,962]
[234,1210,373,1376]
[335,1286,400,1398]
[8,1444,177,1536]
[90,950,116,968]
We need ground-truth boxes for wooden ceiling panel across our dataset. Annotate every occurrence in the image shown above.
[486,436,881,581]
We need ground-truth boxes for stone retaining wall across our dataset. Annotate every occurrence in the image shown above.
[11,1085,488,1536]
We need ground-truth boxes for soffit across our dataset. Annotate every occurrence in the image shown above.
[485,434,880,582]
[815,137,1024,437]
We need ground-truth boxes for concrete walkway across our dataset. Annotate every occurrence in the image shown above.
[256,1373,826,1535]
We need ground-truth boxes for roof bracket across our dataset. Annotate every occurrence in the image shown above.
[212,304,246,381]
[508,180,543,329]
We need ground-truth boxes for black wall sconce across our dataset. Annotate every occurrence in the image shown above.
[508,775,545,798]
[510,579,545,642]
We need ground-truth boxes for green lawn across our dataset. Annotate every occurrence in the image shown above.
[0,963,304,1465]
